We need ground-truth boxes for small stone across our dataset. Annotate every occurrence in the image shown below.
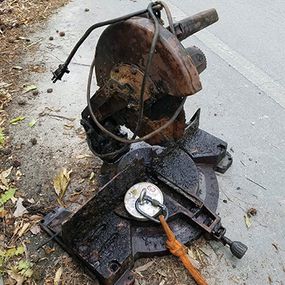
[17,99,27,106]
[47,88,53,93]
[84,8,90,12]
[12,160,21,168]
[236,186,241,190]
[75,187,82,193]
[214,113,217,116]
[59,31,65,37]
[32,90,39,96]
[223,199,227,203]
[49,36,54,41]
[30,138,37,145]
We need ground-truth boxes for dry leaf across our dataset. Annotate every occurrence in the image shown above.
[54,267,63,285]
[0,167,13,188]
[0,209,7,218]
[13,198,28,217]
[7,270,24,285]
[64,123,74,130]
[187,248,201,269]
[244,214,252,228]
[53,168,72,203]
[135,261,155,274]
[23,84,37,94]
[76,154,92,159]
[29,215,42,221]
[30,225,41,235]
[0,128,5,146]
[89,172,95,181]
[17,223,30,238]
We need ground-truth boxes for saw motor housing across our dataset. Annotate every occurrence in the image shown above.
[81,9,217,161]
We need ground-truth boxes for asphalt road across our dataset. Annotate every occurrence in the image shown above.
[10,0,285,284]
[168,1,285,284]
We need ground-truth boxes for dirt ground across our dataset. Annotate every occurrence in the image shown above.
[0,1,96,284]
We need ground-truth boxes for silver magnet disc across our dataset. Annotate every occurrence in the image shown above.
[124,182,164,221]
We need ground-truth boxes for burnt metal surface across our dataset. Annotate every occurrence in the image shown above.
[95,17,201,97]
[80,13,210,157]
[42,121,236,285]
[45,5,249,285]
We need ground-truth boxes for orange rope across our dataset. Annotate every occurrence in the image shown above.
[159,215,208,285]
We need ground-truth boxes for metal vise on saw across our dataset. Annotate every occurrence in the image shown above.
[45,2,248,284]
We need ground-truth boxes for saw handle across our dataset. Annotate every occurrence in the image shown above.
[173,8,219,41]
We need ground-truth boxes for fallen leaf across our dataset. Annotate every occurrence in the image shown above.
[76,154,92,160]
[64,123,74,130]
[0,188,16,210]
[30,225,41,235]
[0,209,7,218]
[7,270,24,285]
[44,247,55,255]
[23,85,37,94]
[10,116,26,125]
[28,119,37,128]
[29,215,42,221]
[0,167,13,188]
[17,223,30,238]
[13,198,28,218]
[0,82,12,89]
[89,172,95,181]
[135,261,155,274]
[54,267,63,285]
[0,246,25,258]
[53,168,72,203]
[0,128,5,145]
[17,260,33,278]
[244,214,252,228]
[187,248,202,269]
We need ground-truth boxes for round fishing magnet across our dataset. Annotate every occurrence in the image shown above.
[124,182,164,221]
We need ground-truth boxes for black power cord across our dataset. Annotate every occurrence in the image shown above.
[52,2,163,83]
[52,2,186,159]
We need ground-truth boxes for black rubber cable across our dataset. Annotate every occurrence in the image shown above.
[52,2,186,158]
[87,54,187,144]
[133,3,160,137]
